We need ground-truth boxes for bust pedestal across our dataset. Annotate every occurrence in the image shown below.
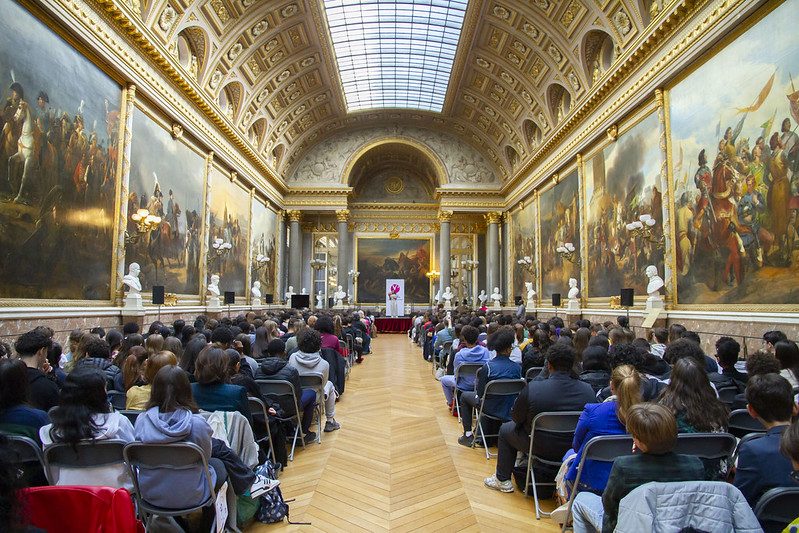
[566,299,581,312]
[646,296,665,310]
[492,301,501,310]
[123,293,144,311]
[444,301,452,310]
[252,297,262,307]
[207,295,222,311]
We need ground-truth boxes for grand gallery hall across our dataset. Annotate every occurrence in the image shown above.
[0,0,798,531]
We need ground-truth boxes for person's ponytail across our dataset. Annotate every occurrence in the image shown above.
[612,364,642,425]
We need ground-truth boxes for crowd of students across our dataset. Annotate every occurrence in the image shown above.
[412,310,799,531]
[0,309,376,531]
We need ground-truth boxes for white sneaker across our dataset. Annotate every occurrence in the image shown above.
[250,474,279,497]
[483,475,514,493]
[550,502,570,524]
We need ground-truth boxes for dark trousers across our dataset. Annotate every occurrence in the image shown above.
[460,392,480,433]
[496,421,530,482]
[300,388,316,433]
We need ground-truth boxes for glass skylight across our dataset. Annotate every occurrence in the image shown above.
[322,0,468,112]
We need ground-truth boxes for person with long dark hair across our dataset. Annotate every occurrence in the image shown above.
[775,340,799,388]
[40,367,135,488]
[191,346,252,424]
[179,336,208,381]
[658,357,729,434]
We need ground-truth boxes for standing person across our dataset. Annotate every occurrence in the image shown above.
[288,328,341,433]
[13,329,59,412]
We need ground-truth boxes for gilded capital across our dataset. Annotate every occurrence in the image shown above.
[335,209,350,222]
[654,88,664,106]
[127,84,136,99]
[485,212,502,224]
[437,210,453,222]
[286,210,302,222]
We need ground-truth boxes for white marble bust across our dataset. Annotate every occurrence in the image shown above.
[285,285,294,302]
[207,274,220,297]
[567,278,580,300]
[334,285,346,305]
[251,281,262,299]
[491,287,502,308]
[478,290,488,306]
[301,287,307,295]
[525,281,536,303]
[646,265,665,297]
[122,263,142,294]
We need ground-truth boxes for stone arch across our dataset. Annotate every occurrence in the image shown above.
[341,137,448,187]
[177,26,209,80]
[523,119,543,148]
[272,143,286,168]
[249,117,266,147]
[547,83,572,123]
[581,29,616,86]
[505,145,520,169]
[218,81,243,121]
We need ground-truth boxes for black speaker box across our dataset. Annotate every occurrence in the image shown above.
[620,288,635,307]
[224,291,235,305]
[515,296,523,306]
[264,293,274,304]
[152,286,165,305]
[551,293,561,307]
[291,294,310,309]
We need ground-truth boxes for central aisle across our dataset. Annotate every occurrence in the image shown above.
[252,335,560,532]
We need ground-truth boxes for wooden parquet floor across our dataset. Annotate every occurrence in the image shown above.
[249,335,561,532]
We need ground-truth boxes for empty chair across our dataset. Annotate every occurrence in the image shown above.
[524,411,584,520]
[256,379,305,461]
[473,378,526,459]
[754,486,799,533]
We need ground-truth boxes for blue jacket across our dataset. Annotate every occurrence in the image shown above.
[453,345,490,391]
[565,401,626,491]
[475,356,522,420]
[733,425,794,506]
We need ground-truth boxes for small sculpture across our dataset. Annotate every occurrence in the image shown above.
[525,281,536,305]
[566,277,580,311]
[301,287,307,295]
[122,263,143,309]
[478,290,488,307]
[388,284,400,317]
[434,288,441,304]
[207,274,221,309]
[285,285,294,304]
[334,285,347,306]
[316,290,324,309]
[251,281,262,307]
[442,286,454,309]
[645,265,665,309]
[491,287,502,309]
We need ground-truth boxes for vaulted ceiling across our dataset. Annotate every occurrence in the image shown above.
[130,0,653,185]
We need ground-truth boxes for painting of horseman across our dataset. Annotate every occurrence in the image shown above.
[356,238,430,303]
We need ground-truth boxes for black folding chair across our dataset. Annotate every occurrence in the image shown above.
[248,396,276,464]
[453,363,483,419]
[3,434,47,486]
[561,435,636,531]
[728,408,766,438]
[473,379,526,459]
[754,486,799,533]
[43,440,127,486]
[435,341,453,377]
[256,379,306,461]
[523,411,583,520]
[299,373,325,443]
[124,442,217,530]
[674,432,737,461]
[525,366,544,382]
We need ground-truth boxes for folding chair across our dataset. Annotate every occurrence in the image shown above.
[453,363,483,420]
[3,434,47,486]
[674,432,736,462]
[256,379,305,461]
[522,411,583,520]
[299,373,325,443]
[728,408,766,438]
[473,378,526,459]
[561,435,635,531]
[124,442,217,530]
[248,396,276,463]
[107,390,127,411]
[525,366,544,382]
[716,386,739,406]
[754,486,799,533]
[43,440,127,486]
[340,340,351,378]
[434,341,453,377]
[118,410,142,425]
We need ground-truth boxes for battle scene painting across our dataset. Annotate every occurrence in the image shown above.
[356,238,430,303]
[207,169,250,297]
[511,201,537,301]
[669,0,799,304]
[539,171,580,301]
[0,0,121,299]
[584,111,665,298]
[126,107,205,295]
[250,201,278,297]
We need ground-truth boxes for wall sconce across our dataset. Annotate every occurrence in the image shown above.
[461,259,479,271]
[556,242,580,266]
[125,208,161,245]
[425,270,440,281]
[348,269,360,282]
[626,214,665,251]
[516,256,534,273]
[253,253,270,272]
[208,238,232,262]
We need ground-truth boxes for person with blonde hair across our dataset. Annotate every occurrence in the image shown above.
[126,351,178,410]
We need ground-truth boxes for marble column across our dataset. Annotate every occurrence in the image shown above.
[501,212,510,300]
[336,209,349,291]
[485,212,501,300]
[438,210,453,294]
[276,211,287,302]
[287,210,302,296]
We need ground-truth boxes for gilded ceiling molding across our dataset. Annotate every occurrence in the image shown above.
[437,210,454,222]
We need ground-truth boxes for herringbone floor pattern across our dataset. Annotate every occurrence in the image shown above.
[250,335,560,532]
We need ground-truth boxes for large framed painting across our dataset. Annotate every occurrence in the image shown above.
[510,200,537,302]
[0,0,121,300]
[538,170,580,301]
[250,200,278,297]
[584,109,665,298]
[668,0,799,305]
[207,168,251,297]
[355,237,431,303]
[126,105,206,295]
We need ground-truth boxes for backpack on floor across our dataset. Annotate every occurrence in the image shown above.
[255,460,288,524]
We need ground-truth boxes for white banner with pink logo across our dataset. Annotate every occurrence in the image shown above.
[385,279,405,317]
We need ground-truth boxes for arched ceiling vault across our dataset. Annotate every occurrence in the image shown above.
[132,0,650,185]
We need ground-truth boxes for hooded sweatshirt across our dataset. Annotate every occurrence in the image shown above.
[288,350,329,403]
[133,407,215,509]
[453,344,490,391]
[40,412,135,490]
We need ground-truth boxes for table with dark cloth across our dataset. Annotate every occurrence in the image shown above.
[375,317,412,333]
